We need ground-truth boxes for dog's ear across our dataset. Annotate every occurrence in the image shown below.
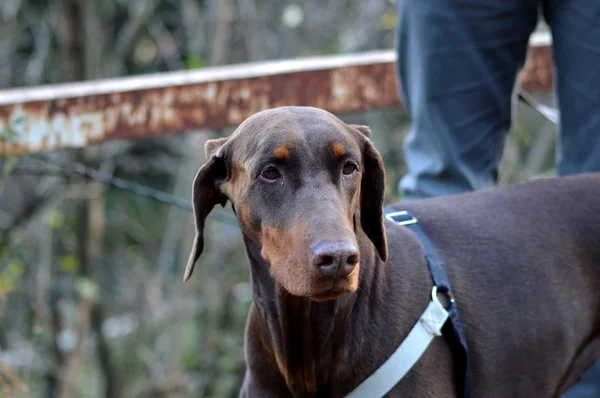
[357,129,388,262]
[183,138,230,282]
[350,124,372,138]
[205,137,229,158]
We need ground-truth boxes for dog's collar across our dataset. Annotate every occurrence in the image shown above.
[345,211,472,398]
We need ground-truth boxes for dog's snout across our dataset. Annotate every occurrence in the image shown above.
[311,238,359,278]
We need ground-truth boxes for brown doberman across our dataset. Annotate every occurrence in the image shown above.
[184,106,600,397]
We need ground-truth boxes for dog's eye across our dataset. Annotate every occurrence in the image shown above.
[342,162,358,175]
[261,166,281,181]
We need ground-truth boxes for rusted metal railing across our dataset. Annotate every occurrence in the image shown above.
[0,33,553,156]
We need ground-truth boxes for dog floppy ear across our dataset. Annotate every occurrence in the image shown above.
[350,124,372,138]
[352,125,388,262]
[183,138,230,282]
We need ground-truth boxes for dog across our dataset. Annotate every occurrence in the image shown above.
[184,106,600,397]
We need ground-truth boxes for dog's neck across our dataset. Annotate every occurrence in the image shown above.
[242,228,431,395]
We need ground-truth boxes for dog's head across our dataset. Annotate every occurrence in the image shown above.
[184,107,387,301]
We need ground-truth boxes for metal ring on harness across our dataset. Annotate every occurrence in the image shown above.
[431,285,456,310]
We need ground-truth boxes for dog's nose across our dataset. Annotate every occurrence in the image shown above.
[311,238,359,278]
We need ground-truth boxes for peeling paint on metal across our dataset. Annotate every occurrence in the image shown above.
[0,37,552,155]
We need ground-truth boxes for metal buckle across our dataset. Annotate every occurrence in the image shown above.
[385,210,418,226]
[431,285,455,310]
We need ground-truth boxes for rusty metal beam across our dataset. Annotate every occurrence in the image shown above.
[0,33,553,155]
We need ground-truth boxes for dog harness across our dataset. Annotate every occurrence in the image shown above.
[345,211,472,398]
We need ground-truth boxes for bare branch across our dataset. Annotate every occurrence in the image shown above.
[114,0,164,60]
[237,0,263,61]
[210,0,234,66]
[181,0,205,58]
[25,17,52,85]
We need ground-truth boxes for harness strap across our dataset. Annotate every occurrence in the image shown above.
[386,210,472,398]
[345,298,449,398]
[344,210,472,398]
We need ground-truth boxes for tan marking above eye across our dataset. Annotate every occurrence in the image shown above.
[273,145,289,160]
[332,142,346,158]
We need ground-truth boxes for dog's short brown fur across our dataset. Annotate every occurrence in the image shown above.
[185,106,600,397]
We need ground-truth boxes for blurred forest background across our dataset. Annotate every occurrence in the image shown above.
[0,0,556,397]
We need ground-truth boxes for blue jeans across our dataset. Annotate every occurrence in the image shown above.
[396,1,600,396]
[397,0,600,201]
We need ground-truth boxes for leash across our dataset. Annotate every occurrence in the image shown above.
[345,211,472,398]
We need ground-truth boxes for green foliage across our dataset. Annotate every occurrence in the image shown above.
[0,260,24,298]
[513,121,533,146]
[0,116,24,181]
[378,11,398,30]
[182,320,201,368]
[46,210,65,229]
[185,56,206,69]
[60,255,80,273]
[2,156,18,177]
[0,116,24,142]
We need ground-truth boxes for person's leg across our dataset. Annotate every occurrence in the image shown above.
[396,0,539,200]
[544,0,600,176]
[544,2,600,396]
